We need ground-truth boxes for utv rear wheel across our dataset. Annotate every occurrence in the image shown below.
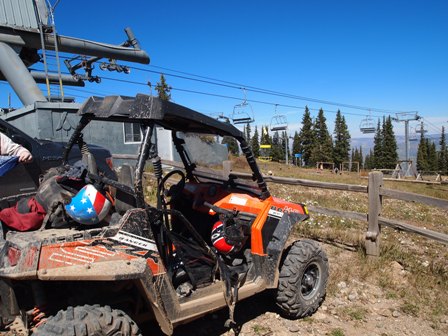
[33,305,142,336]
[276,239,329,319]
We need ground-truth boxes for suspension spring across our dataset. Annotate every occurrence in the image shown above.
[152,156,163,179]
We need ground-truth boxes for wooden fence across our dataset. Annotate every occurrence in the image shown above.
[134,157,448,257]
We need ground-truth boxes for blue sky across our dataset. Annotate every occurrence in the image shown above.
[3,0,448,138]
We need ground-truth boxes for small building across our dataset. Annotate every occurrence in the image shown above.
[0,0,228,167]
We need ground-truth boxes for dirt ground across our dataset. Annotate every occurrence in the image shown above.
[145,243,448,336]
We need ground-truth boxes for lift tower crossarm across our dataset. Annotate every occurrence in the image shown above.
[392,112,420,176]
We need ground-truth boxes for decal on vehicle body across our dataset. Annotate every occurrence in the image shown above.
[268,208,284,219]
[47,244,117,266]
[111,230,158,250]
[229,195,248,206]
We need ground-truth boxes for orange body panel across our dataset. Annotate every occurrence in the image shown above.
[213,193,307,255]
[39,239,164,275]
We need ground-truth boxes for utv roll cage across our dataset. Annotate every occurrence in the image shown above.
[62,94,271,207]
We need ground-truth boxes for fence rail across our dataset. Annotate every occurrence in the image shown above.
[230,171,368,193]
[138,158,448,256]
[235,169,448,255]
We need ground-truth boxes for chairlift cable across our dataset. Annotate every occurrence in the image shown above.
[127,64,414,114]
[47,54,414,115]
[420,117,443,134]
[99,76,383,117]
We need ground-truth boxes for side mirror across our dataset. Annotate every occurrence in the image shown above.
[10,134,32,152]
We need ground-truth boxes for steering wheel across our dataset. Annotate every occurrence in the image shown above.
[159,170,186,205]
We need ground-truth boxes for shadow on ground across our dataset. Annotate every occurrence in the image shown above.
[141,290,278,335]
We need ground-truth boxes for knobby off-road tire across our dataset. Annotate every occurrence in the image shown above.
[33,305,142,336]
[276,239,329,319]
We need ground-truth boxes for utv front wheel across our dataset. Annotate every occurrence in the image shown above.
[33,305,142,336]
[276,239,329,319]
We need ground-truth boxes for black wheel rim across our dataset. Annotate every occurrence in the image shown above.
[301,262,321,299]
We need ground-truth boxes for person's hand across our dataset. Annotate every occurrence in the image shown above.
[18,151,33,163]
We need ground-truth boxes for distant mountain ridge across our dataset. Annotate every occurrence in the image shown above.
[351,134,441,161]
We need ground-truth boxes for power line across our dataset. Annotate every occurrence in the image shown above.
[99,76,374,117]
[45,54,414,115]
[131,64,412,115]
[420,117,443,135]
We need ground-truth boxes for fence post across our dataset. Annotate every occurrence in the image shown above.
[366,171,383,256]
[223,160,232,178]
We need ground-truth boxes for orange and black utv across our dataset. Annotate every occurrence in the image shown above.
[0,94,328,335]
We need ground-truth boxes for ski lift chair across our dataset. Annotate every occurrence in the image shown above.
[216,113,230,124]
[231,101,255,125]
[258,144,272,162]
[409,127,418,142]
[270,114,288,132]
[415,123,427,134]
[359,116,376,134]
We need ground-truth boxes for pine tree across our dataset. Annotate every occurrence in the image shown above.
[350,148,355,171]
[222,136,239,156]
[292,131,300,155]
[271,131,282,161]
[279,131,290,163]
[416,128,428,172]
[291,131,300,165]
[428,141,438,171]
[382,116,398,169]
[245,123,252,141]
[259,126,272,160]
[373,119,383,168]
[333,110,351,167]
[251,126,260,157]
[297,106,314,166]
[310,108,333,166]
[155,74,171,101]
[351,147,361,171]
[438,126,447,174]
[365,149,374,169]
[260,125,271,146]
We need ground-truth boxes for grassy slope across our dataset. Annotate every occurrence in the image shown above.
[257,161,448,330]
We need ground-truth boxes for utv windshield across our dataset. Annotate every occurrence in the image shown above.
[167,131,261,193]
[177,132,228,168]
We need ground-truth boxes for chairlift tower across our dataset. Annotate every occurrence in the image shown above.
[270,104,289,164]
[392,112,420,176]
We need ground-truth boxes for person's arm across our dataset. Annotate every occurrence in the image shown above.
[0,133,33,162]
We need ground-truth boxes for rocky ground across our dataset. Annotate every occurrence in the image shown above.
[146,243,448,336]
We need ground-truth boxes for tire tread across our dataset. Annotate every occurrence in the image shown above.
[33,304,142,336]
[276,239,329,319]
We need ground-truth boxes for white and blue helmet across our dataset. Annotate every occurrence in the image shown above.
[65,184,111,225]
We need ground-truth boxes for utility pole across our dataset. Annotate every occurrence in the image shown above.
[392,112,420,176]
